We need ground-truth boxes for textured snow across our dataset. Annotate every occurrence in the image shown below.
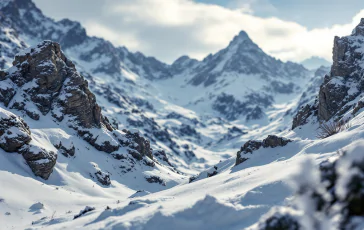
[2,1,364,229]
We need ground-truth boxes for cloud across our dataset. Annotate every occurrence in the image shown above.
[34,0,364,63]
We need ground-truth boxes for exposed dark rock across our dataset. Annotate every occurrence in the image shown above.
[0,108,31,152]
[145,176,166,186]
[352,100,364,115]
[178,124,200,139]
[292,19,364,128]
[189,176,197,183]
[76,129,119,154]
[2,41,110,129]
[207,166,218,178]
[54,141,75,157]
[19,144,57,180]
[262,135,292,148]
[212,93,272,121]
[113,129,153,160]
[269,81,296,94]
[292,104,316,129]
[73,206,95,220]
[94,170,111,186]
[317,76,353,121]
[153,150,172,166]
[316,19,364,122]
[235,135,292,166]
[246,106,264,120]
[228,126,244,134]
[237,140,263,155]
[235,156,249,166]
[0,79,16,107]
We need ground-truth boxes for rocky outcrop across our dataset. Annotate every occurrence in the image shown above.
[292,19,364,129]
[113,129,153,160]
[145,176,166,186]
[0,41,124,153]
[212,93,272,121]
[317,19,364,121]
[19,144,57,180]
[0,107,31,152]
[0,107,57,179]
[2,41,107,129]
[262,135,292,148]
[54,141,75,157]
[236,135,292,166]
[317,75,353,121]
[94,170,111,186]
[292,104,316,129]
[352,100,364,115]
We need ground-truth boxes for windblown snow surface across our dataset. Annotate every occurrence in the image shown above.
[1,1,364,229]
[2,105,364,229]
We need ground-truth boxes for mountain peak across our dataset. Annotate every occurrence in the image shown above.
[229,30,252,45]
[1,0,35,10]
[352,18,364,36]
[300,56,331,70]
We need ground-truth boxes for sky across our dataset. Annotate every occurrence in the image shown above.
[33,0,364,64]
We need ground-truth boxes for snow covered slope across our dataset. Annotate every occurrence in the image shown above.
[3,0,364,229]
[0,0,319,175]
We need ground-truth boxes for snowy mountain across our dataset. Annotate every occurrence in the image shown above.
[1,0,364,229]
[300,56,331,70]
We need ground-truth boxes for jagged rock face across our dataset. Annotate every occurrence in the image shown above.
[19,144,57,180]
[291,19,364,128]
[113,129,153,160]
[262,135,291,148]
[317,75,353,121]
[2,41,106,129]
[212,93,272,121]
[94,170,111,186]
[0,107,31,152]
[188,31,307,87]
[292,104,316,129]
[317,19,364,121]
[54,141,75,157]
[0,107,56,179]
[236,135,292,166]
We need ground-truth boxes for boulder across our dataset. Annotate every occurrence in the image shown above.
[262,135,292,148]
[235,135,292,166]
[0,107,31,152]
[19,144,57,180]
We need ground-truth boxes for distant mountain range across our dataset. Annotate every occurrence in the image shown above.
[2,0,364,229]
[300,56,331,69]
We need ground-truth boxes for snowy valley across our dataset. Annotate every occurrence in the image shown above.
[0,0,364,229]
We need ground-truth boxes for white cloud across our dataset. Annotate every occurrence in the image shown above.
[34,0,364,63]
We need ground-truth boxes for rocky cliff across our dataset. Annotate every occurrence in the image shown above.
[293,19,364,129]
